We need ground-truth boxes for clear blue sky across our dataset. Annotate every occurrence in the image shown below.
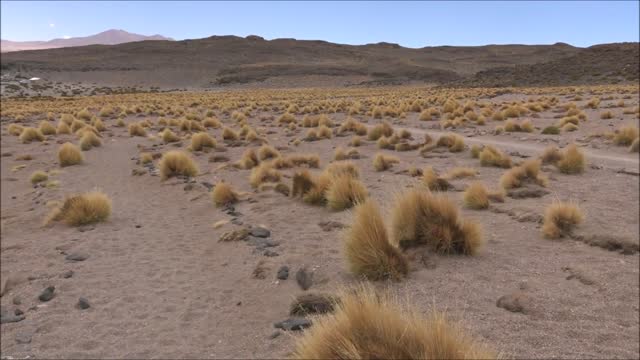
[1,1,638,47]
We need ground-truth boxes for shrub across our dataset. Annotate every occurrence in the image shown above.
[367,121,394,141]
[128,123,147,137]
[211,182,238,207]
[39,121,56,135]
[325,174,368,211]
[344,201,408,280]
[562,123,579,132]
[222,127,239,141]
[600,111,613,119]
[277,113,296,124]
[542,201,584,239]
[79,131,102,151]
[292,285,496,359]
[390,189,483,255]
[238,148,259,169]
[46,191,112,226]
[540,146,563,164]
[191,132,216,151]
[258,144,280,161]
[249,162,281,188]
[8,123,24,136]
[377,136,393,150]
[444,167,478,179]
[58,142,84,167]
[288,154,321,168]
[500,159,548,189]
[140,153,153,164]
[479,145,512,168]
[325,161,360,179]
[422,167,450,191]
[470,144,482,158]
[19,127,45,143]
[350,136,362,147]
[30,171,48,184]
[541,125,560,135]
[436,133,464,152]
[203,117,222,128]
[613,125,639,146]
[159,151,199,180]
[317,125,333,139]
[373,153,399,171]
[57,121,71,134]
[463,182,489,210]
[556,144,585,174]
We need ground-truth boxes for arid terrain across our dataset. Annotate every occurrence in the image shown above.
[0,84,638,359]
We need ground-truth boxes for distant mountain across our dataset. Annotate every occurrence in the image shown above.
[1,29,173,52]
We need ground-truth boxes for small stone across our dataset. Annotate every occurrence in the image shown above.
[496,292,529,314]
[15,332,32,344]
[77,297,91,310]
[61,270,74,279]
[135,224,142,229]
[318,221,345,232]
[274,318,312,331]
[14,309,23,316]
[296,268,313,291]
[78,225,95,232]
[12,296,21,305]
[277,266,289,280]
[249,226,271,238]
[39,286,55,302]
[269,331,282,339]
[65,252,89,262]
[184,183,194,191]
[236,301,242,306]
[263,250,279,257]
[0,309,25,324]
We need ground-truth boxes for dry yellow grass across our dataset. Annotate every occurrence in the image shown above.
[30,171,48,184]
[542,201,584,239]
[367,121,394,141]
[444,167,478,179]
[159,151,199,180]
[613,125,639,146]
[161,128,181,143]
[257,144,280,161]
[293,284,495,359]
[422,166,450,191]
[343,201,408,281]
[237,148,259,169]
[325,161,360,179]
[57,142,84,167]
[211,182,239,207]
[190,132,216,151]
[56,121,71,134]
[390,189,483,255]
[46,191,112,226]
[19,127,45,143]
[436,133,465,152]
[325,174,368,211]
[140,152,153,164]
[556,144,585,174]
[39,121,57,135]
[630,138,639,152]
[500,159,548,189]
[249,161,281,188]
[373,153,399,171]
[222,127,239,141]
[463,182,489,210]
[540,145,563,164]
[8,123,24,136]
[128,123,147,137]
[79,131,102,151]
[479,145,512,168]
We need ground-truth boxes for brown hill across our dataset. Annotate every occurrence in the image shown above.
[1,35,636,88]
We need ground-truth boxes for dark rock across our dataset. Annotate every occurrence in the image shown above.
[135,224,142,229]
[296,268,313,291]
[0,309,25,324]
[231,218,243,226]
[318,221,346,232]
[249,226,271,238]
[201,181,214,190]
[290,293,336,316]
[12,296,21,305]
[248,238,280,250]
[274,318,312,331]
[236,301,242,306]
[183,183,194,191]
[77,297,90,310]
[507,187,549,199]
[15,332,32,344]
[65,252,89,262]
[14,309,23,316]
[496,292,529,314]
[269,331,281,339]
[38,286,55,302]
[61,270,74,279]
[263,250,279,257]
[277,266,289,280]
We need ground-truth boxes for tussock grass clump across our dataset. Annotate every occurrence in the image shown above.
[337,117,368,136]
[278,113,296,125]
[162,128,181,143]
[19,127,45,143]
[203,117,222,128]
[79,131,102,151]
[39,121,57,135]
[238,148,259,169]
[470,144,482,158]
[376,136,393,150]
[140,152,153,164]
[613,125,639,146]
[630,138,639,152]
[211,182,238,207]
[600,111,613,119]
[540,146,563,164]
[349,136,362,147]
[58,142,84,167]
[479,145,512,168]
[30,171,48,184]
[258,144,280,161]
[390,189,483,255]
[56,121,71,134]
[293,285,495,359]
[344,201,408,280]
[8,123,24,136]
[46,191,112,226]
[556,144,585,174]
[422,167,450,191]
[542,201,584,239]
[325,161,360,179]
[249,162,281,188]
[305,128,319,141]
[373,153,399,171]
[159,151,199,180]
[334,146,349,161]
[325,174,368,211]
[222,127,239,141]
[463,182,489,210]
[190,132,216,151]
[558,115,579,127]
[367,121,394,141]
[444,167,478,179]
[541,125,560,135]
[317,125,333,139]
[289,154,321,168]
[436,133,465,152]
[562,123,579,132]
[128,123,147,137]
[500,159,548,189]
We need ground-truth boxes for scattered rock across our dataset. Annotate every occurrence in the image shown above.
[290,293,336,316]
[219,228,249,242]
[269,331,281,339]
[296,268,313,291]
[0,309,25,324]
[274,318,312,331]
[39,286,55,302]
[563,267,596,286]
[131,168,146,176]
[77,225,95,232]
[515,212,544,223]
[231,218,243,226]
[263,250,279,257]
[15,332,32,344]
[248,237,280,250]
[65,252,89,262]
[12,296,21,305]
[14,309,23,316]
[318,221,346,232]
[616,168,640,176]
[77,297,91,310]
[201,181,214,190]
[496,292,529,314]
[507,187,549,199]
[574,234,639,254]
[509,151,530,158]
[277,266,289,280]
[61,270,74,279]
[590,164,603,170]
[249,226,271,238]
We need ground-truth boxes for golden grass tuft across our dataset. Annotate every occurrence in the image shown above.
[30,171,48,184]
[8,123,24,136]
[57,142,84,167]
[293,284,496,359]
[19,127,45,143]
[373,153,399,171]
[436,133,465,152]
[238,148,259,169]
[325,161,360,179]
[211,182,239,207]
[222,127,239,141]
[140,152,153,164]
[463,182,489,210]
[540,146,563,164]
[367,121,394,141]
[249,161,281,188]
[128,123,147,137]
[46,191,112,226]
[444,167,478,179]
[257,144,280,161]
[556,144,585,174]
[159,151,199,180]
[190,132,216,151]
[349,136,362,147]
[79,131,102,151]
[39,121,57,135]
[161,128,181,143]
[325,174,368,211]
[390,189,483,255]
[56,121,71,134]
[422,166,450,191]
[479,145,512,168]
[613,125,639,146]
[542,201,584,239]
[630,138,639,152]
[499,159,548,189]
[343,201,408,280]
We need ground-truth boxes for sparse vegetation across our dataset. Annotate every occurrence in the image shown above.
[46,191,112,226]
[58,142,84,166]
[159,151,199,180]
[542,201,584,239]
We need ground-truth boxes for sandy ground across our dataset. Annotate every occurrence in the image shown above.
[1,89,639,359]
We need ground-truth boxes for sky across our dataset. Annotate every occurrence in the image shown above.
[1,1,639,47]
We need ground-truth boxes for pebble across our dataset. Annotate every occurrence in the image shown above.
[15,332,32,344]
[77,297,91,310]
[0,308,25,324]
[263,250,279,257]
[274,318,312,331]
[276,266,289,280]
[38,286,55,302]
[269,331,281,339]
[249,226,271,238]
[296,268,313,290]
[61,270,74,279]
[12,296,21,305]
[65,252,89,262]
